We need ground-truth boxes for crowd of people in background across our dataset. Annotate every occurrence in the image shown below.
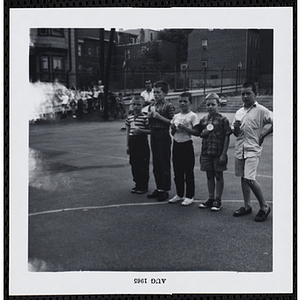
[53,80,126,121]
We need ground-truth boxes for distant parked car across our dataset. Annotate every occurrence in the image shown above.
[220,98,227,106]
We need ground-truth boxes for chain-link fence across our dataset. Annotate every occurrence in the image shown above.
[34,67,272,95]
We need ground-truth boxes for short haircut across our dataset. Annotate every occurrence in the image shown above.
[180,92,193,103]
[145,79,152,83]
[205,92,220,104]
[131,95,145,103]
[242,81,257,94]
[154,80,169,94]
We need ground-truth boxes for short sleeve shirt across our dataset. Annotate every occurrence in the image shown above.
[125,113,149,136]
[148,100,175,130]
[141,89,155,103]
[232,102,273,159]
[197,113,232,156]
[171,111,199,143]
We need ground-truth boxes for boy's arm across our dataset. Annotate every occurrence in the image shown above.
[178,124,200,136]
[259,124,273,146]
[151,103,175,125]
[126,125,130,154]
[135,128,151,135]
[219,135,230,164]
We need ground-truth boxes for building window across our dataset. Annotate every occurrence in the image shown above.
[97,47,100,58]
[255,38,259,49]
[202,39,208,51]
[51,29,64,37]
[78,44,82,57]
[201,60,207,68]
[53,57,64,81]
[125,49,130,60]
[38,28,49,36]
[249,36,253,48]
[53,57,63,71]
[40,56,49,81]
[87,47,92,57]
[150,32,153,41]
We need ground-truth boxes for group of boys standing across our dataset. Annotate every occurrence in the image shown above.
[125,79,273,222]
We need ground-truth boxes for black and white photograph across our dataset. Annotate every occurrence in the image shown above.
[8,7,293,296]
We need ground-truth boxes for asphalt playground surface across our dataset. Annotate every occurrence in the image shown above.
[28,112,273,272]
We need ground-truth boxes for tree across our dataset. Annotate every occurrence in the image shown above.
[158,29,193,66]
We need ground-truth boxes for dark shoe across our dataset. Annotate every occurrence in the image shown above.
[254,207,271,222]
[199,198,215,209]
[136,189,148,194]
[211,200,222,211]
[147,190,160,198]
[233,206,252,217]
[157,191,169,201]
[131,187,137,193]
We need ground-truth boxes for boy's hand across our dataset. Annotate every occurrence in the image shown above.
[218,154,226,165]
[259,134,265,146]
[152,111,160,119]
[200,129,210,137]
[147,111,154,118]
[233,120,242,129]
[133,128,142,135]
[177,123,186,131]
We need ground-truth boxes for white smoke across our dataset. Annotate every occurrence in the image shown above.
[29,148,73,191]
[28,258,62,272]
[28,80,68,122]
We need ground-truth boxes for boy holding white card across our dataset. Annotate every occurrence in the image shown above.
[197,93,232,211]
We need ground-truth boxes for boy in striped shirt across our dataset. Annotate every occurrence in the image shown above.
[125,96,151,194]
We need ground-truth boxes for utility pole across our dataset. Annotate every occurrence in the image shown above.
[103,28,116,120]
[99,29,105,83]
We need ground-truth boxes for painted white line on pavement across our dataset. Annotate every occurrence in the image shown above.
[29,199,272,217]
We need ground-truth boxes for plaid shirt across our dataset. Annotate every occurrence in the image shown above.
[198,113,232,156]
[148,100,175,130]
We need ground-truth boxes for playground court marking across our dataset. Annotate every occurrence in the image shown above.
[28,199,273,217]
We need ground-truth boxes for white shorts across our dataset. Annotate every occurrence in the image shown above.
[235,156,260,180]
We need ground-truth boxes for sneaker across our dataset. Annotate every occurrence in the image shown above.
[157,191,169,201]
[181,198,194,206]
[211,200,222,211]
[131,187,137,193]
[168,195,184,203]
[199,198,215,209]
[147,190,160,198]
[254,206,271,222]
[136,189,148,194]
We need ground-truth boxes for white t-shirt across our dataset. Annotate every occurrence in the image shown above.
[141,89,155,102]
[171,111,199,143]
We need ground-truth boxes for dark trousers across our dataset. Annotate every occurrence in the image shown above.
[172,140,195,199]
[129,135,150,190]
[150,129,172,191]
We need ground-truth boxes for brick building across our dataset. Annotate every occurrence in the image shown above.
[187,29,272,91]
[29,28,75,86]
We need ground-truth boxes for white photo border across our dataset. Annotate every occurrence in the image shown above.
[9,7,293,296]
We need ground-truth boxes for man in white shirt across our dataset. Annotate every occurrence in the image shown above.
[140,79,155,106]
